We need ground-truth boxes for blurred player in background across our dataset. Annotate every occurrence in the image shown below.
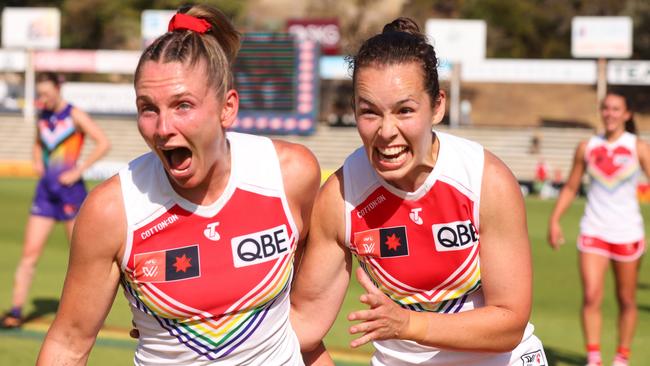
[1,72,110,329]
[548,90,650,366]
[291,17,546,366]
[37,4,325,365]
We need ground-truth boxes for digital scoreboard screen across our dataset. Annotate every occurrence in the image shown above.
[235,33,296,111]
[231,33,318,135]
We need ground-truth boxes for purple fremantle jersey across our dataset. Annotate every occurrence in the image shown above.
[31,104,87,221]
[38,104,84,181]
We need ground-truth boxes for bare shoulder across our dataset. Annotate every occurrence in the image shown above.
[313,168,346,243]
[479,150,528,255]
[272,139,319,171]
[70,106,93,125]
[70,106,104,136]
[272,139,321,190]
[575,139,589,155]
[636,137,650,175]
[561,139,588,169]
[319,168,344,203]
[637,137,650,154]
[83,175,123,214]
[482,150,519,194]
[74,175,126,260]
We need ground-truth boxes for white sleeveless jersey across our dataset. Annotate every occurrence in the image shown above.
[343,132,546,366]
[580,132,644,243]
[118,132,303,365]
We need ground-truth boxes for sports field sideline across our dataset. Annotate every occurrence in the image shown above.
[1,177,649,365]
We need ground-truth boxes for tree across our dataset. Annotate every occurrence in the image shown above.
[60,0,243,50]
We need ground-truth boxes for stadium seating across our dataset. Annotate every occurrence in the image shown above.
[2,115,648,182]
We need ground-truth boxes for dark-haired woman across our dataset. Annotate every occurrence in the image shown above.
[291,17,546,365]
[548,90,650,366]
[37,4,321,365]
[1,72,109,329]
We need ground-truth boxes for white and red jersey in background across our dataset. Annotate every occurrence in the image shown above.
[581,132,644,243]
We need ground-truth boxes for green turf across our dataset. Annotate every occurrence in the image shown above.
[1,177,649,365]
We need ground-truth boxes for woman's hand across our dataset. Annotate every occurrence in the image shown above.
[547,220,565,250]
[33,161,44,178]
[348,267,410,348]
[58,168,82,186]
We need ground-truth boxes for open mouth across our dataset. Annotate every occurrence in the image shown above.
[162,147,192,172]
[376,146,408,164]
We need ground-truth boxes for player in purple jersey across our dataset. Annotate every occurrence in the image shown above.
[1,72,110,329]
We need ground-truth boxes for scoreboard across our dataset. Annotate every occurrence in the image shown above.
[231,33,319,135]
[235,33,295,111]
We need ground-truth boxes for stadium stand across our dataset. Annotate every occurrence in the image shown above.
[5,115,643,183]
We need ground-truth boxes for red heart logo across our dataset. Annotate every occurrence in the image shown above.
[589,145,632,178]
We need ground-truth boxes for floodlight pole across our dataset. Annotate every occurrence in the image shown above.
[596,57,607,104]
[24,49,35,124]
[449,62,461,128]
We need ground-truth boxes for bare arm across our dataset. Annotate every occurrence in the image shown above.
[273,140,338,365]
[32,128,44,177]
[637,138,650,180]
[37,176,125,365]
[547,141,587,249]
[59,108,111,185]
[348,151,532,352]
[290,170,352,360]
[273,140,320,245]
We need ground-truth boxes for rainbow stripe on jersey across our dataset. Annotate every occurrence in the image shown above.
[356,243,481,313]
[122,245,294,360]
[119,132,303,365]
[344,132,485,315]
[586,143,639,191]
[38,104,83,177]
[580,132,645,244]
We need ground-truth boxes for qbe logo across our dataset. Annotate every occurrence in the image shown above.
[231,224,290,268]
[433,220,479,252]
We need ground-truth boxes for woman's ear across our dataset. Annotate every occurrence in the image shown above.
[432,90,446,126]
[220,89,239,128]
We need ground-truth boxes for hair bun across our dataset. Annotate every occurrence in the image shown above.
[382,17,422,37]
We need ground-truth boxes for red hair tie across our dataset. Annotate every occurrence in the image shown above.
[168,13,211,33]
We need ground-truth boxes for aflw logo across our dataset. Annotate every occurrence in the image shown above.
[353,226,408,258]
[362,242,375,254]
[433,220,479,252]
[141,259,159,278]
[142,266,159,277]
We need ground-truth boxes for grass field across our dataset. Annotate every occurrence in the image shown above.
[0,177,649,365]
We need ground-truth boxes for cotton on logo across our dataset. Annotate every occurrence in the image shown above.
[409,208,423,225]
[204,222,220,241]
